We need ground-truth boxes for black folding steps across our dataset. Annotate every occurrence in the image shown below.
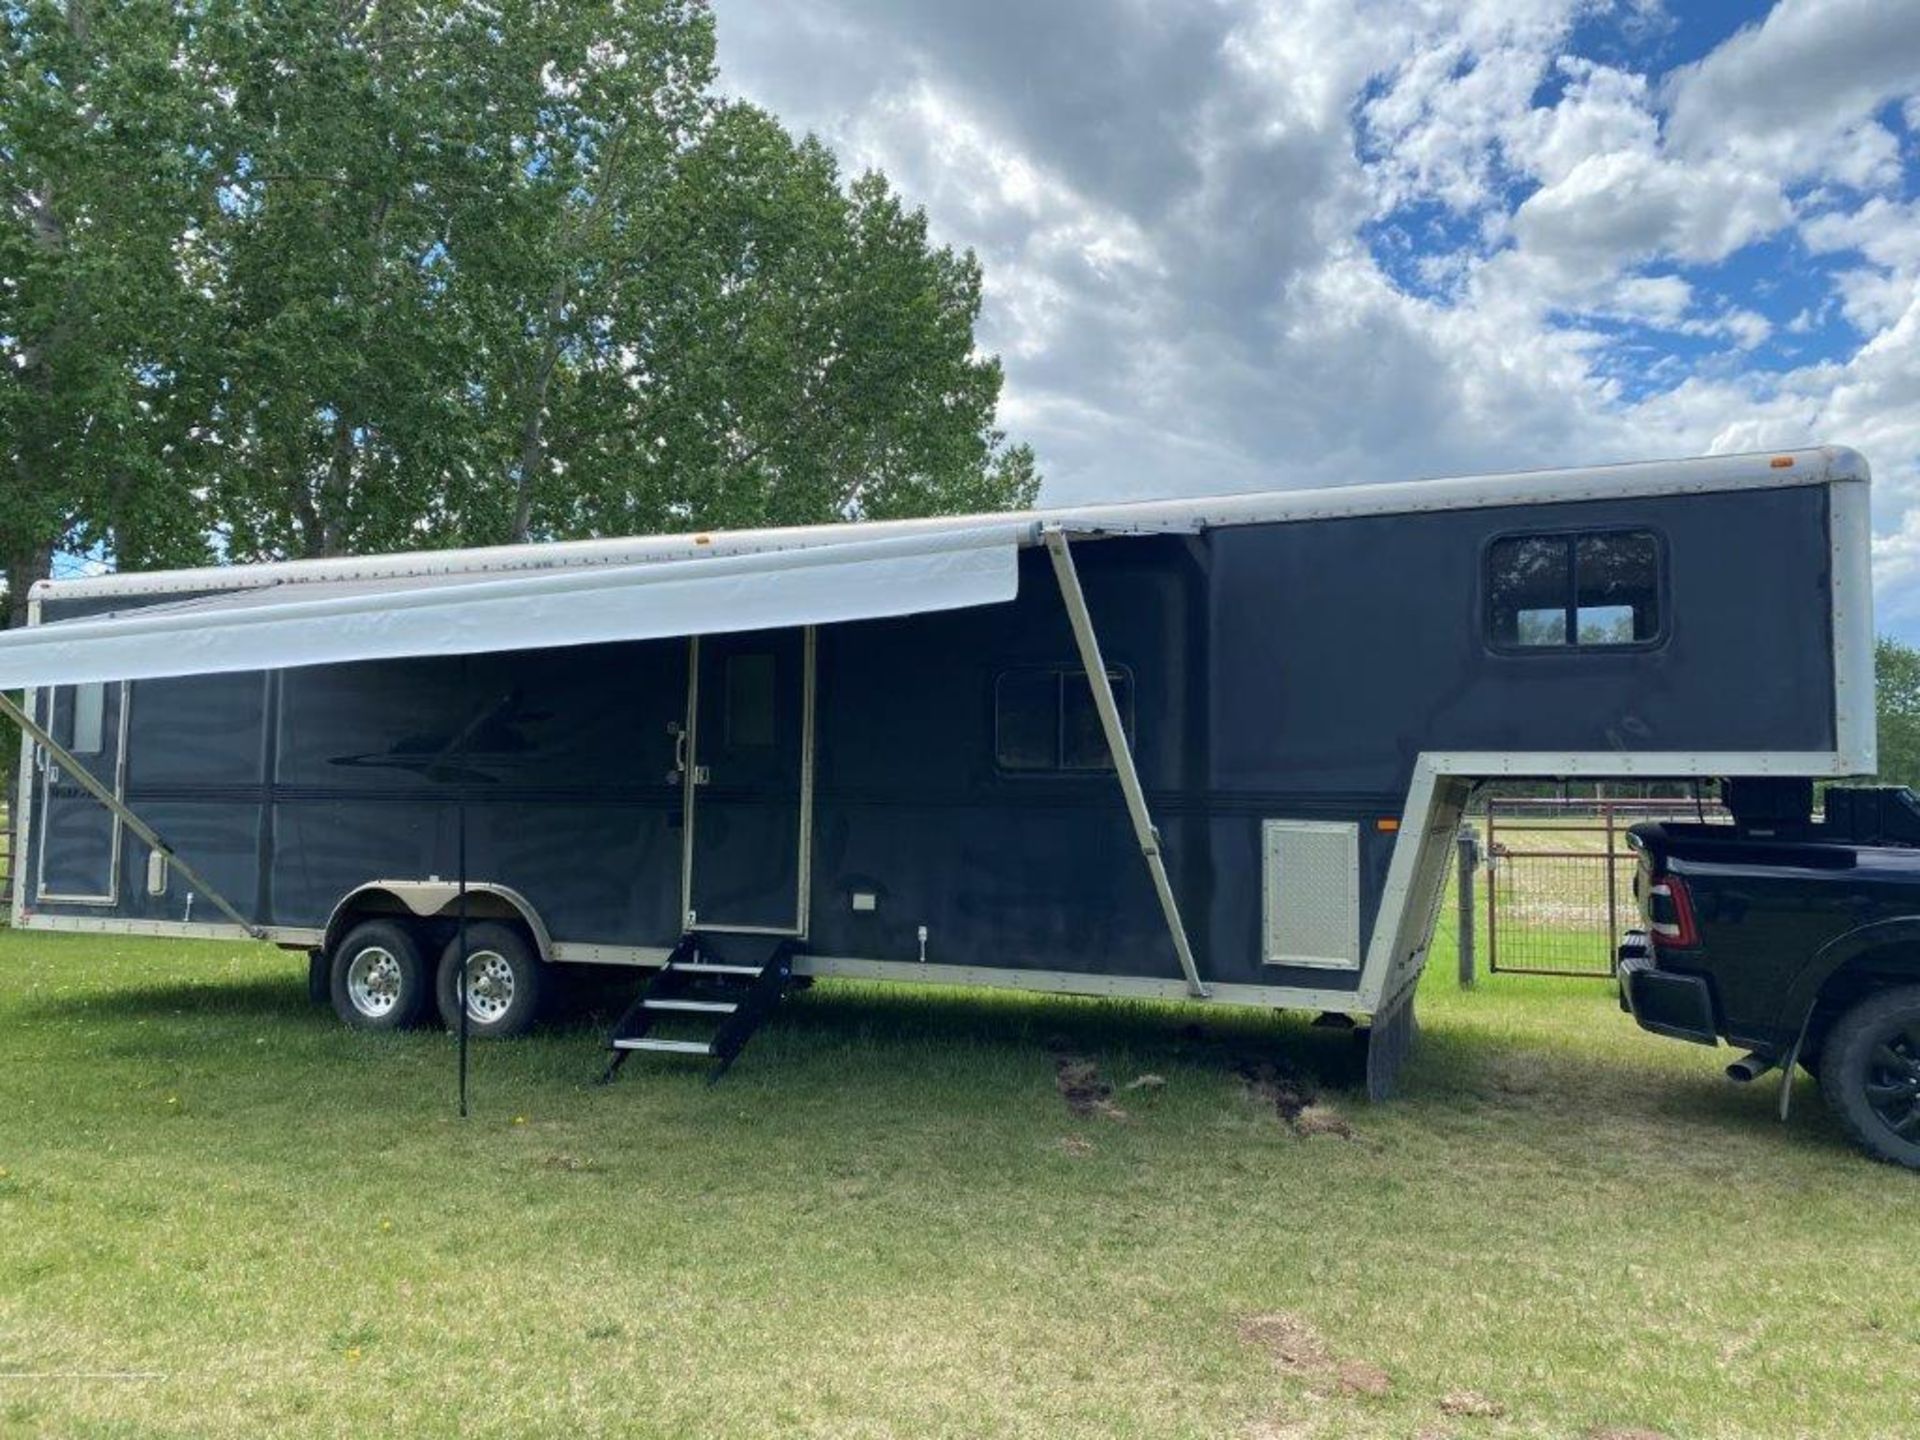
[599,934,796,1085]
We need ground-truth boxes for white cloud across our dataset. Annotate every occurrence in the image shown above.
[717,0,1920,634]
[1512,147,1790,271]
[1664,0,1920,187]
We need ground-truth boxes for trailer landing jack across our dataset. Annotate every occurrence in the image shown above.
[600,934,797,1086]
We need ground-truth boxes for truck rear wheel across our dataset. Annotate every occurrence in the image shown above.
[435,921,544,1037]
[330,920,434,1031]
[1819,984,1920,1169]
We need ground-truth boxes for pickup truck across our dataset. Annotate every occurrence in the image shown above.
[1619,781,1920,1168]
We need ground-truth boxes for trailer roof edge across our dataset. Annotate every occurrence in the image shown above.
[29,444,1868,603]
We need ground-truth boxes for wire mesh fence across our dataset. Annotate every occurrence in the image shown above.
[0,804,12,925]
[1480,796,1727,978]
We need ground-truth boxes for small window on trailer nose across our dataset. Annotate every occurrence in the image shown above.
[1487,528,1664,651]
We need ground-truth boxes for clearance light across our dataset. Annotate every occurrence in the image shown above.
[1770,455,1794,469]
[1376,817,1400,833]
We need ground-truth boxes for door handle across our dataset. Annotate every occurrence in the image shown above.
[667,721,687,784]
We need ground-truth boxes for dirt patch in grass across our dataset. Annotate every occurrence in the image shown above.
[1335,1360,1392,1397]
[1237,1312,1333,1372]
[1236,1058,1314,1122]
[1236,1060,1358,1140]
[1292,1103,1355,1139]
[1237,1312,1391,1400]
[537,1152,593,1172]
[1439,1388,1506,1418]
[1056,1134,1095,1158]
[1586,1429,1669,1440]
[1244,1420,1313,1440]
[1054,1055,1128,1121]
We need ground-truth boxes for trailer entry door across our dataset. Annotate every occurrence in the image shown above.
[681,628,814,934]
[33,681,126,903]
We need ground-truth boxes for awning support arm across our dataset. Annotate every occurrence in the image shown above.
[0,690,261,938]
[1042,527,1209,999]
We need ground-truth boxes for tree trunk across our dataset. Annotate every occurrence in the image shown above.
[506,363,555,545]
[506,274,571,545]
[3,538,54,633]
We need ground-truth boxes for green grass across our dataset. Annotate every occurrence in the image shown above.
[2,930,1917,1439]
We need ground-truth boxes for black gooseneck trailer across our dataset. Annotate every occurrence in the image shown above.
[1,446,1875,1090]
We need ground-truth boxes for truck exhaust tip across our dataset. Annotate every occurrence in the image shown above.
[1726,1051,1778,1084]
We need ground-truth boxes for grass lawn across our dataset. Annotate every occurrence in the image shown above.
[2,928,1918,1439]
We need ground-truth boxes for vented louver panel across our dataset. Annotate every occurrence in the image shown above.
[1262,819,1361,970]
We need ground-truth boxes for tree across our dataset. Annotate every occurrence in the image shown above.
[2,1,235,850]
[0,1,1037,859]
[2,1,227,628]
[1875,636,1920,790]
[189,0,1036,559]
[4,0,1037,579]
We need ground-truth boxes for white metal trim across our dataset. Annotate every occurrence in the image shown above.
[9,595,40,928]
[28,446,1865,603]
[680,627,815,937]
[797,626,816,939]
[320,879,555,959]
[12,913,320,946]
[678,636,700,928]
[1352,744,1863,1009]
[549,941,675,967]
[33,680,130,907]
[1828,474,1876,774]
[794,954,1361,1011]
[1411,749,1860,778]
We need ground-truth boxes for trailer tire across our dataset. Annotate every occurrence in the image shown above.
[435,922,544,1038]
[1819,984,1920,1169]
[330,921,434,1031]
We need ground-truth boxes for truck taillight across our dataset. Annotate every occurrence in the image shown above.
[1648,875,1699,948]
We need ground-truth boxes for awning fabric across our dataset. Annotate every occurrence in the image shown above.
[0,526,1024,688]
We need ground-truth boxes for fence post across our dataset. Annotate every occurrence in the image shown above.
[1456,823,1479,988]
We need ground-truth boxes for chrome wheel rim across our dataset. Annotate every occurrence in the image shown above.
[462,950,515,1025]
[346,946,403,1019]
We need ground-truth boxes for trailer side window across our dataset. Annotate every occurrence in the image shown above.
[995,667,1133,773]
[1488,529,1662,650]
[69,683,108,756]
[724,653,777,749]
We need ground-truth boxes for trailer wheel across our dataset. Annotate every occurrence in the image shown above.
[435,922,544,1038]
[330,920,434,1031]
[1819,983,1920,1169]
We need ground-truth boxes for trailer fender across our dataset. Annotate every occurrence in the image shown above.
[322,881,555,964]
[1775,916,1920,1041]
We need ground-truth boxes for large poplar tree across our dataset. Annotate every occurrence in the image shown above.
[2,0,1038,580]
[1,0,1037,852]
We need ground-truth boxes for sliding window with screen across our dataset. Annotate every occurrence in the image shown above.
[1486,529,1664,651]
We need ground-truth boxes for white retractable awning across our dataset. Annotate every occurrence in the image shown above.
[0,526,1025,688]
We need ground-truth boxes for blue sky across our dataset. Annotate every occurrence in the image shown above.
[717,0,1920,639]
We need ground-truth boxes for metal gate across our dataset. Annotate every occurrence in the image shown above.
[1,803,11,924]
[1484,797,1722,977]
